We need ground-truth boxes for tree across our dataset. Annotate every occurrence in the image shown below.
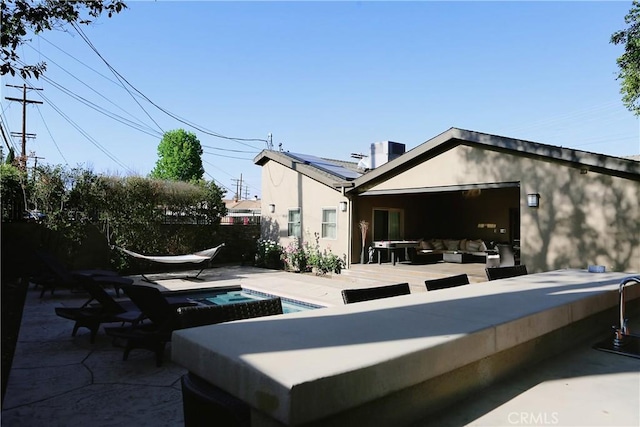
[611,1,640,116]
[5,147,15,165]
[1,0,127,79]
[0,162,26,221]
[150,129,205,182]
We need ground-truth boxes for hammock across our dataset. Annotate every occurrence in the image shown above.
[118,243,224,282]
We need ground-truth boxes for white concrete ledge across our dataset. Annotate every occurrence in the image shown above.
[172,270,639,426]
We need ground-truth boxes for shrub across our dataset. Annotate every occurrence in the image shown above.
[1,164,227,271]
[305,232,345,275]
[255,239,284,270]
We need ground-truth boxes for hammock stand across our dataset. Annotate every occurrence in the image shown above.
[118,243,225,283]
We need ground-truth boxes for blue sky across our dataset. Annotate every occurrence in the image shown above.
[2,1,638,199]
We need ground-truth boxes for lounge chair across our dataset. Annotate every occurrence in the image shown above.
[424,274,470,291]
[104,284,197,366]
[485,265,528,281]
[118,243,225,283]
[55,276,143,343]
[176,297,283,329]
[31,250,128,297]
[341,283,410,304]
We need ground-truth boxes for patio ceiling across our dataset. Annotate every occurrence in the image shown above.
[358,181,520,196]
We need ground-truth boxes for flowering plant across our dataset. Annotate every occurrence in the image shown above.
[283,238,309,272]
[305,232,345,275]
[255,238,284,269]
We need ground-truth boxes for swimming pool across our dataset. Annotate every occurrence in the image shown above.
[185,287,323,314]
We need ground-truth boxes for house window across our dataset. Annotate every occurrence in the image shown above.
[288,208,301,237]
[321,208,337,239]
[373,208,403,241]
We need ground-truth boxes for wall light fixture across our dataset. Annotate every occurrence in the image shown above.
[527,193,540,208]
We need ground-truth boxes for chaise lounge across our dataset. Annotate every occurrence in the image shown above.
[32,250,130,297]
[55,276,142,343]
[104,285,197,366]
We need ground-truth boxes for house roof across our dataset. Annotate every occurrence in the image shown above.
[224,199,261,210]
[348,127,640,194]
[254,128,640,194]
[254,150,362,189]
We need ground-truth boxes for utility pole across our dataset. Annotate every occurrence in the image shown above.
[231,174,244,201]
[28,151,45,172]
[5,84,43,171]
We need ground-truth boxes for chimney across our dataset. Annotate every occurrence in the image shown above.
[370,141,405,169]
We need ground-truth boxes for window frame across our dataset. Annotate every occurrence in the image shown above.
[287,207,301,238]
[321,207,337,240]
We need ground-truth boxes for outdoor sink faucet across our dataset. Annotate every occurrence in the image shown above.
[614,276,640,346]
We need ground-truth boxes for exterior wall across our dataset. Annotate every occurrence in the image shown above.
[359,145,640,273]
[260,160,351,262]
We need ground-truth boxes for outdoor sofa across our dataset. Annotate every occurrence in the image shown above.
[408,238,494,264]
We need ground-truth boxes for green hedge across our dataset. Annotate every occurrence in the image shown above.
[1,165,232,273]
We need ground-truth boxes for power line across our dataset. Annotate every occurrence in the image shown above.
[203,158,260,195]
[38,73,163,138]
[35,32,271,157]
[70,24,267,149]
[0,97,18,153]
[34,104,68,165]
[201,166,233,195]
[26,42,162,137]
[0,114,18,152]
[203,151,254,161]
[201,144,259,154]
[37,90,134,173]
[71,23,165,135]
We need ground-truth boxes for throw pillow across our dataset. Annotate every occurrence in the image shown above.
[466,240,481,252]
[420,240,432,250]
[431,239,445,250]
[444,239,460,251]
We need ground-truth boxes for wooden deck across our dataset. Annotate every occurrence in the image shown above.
[337,260,489,293]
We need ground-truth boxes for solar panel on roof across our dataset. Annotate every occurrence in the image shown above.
[288,152,361,180]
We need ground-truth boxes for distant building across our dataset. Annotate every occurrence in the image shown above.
[221,198,261,225]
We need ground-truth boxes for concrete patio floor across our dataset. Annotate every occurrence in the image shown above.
[1,264,639,426]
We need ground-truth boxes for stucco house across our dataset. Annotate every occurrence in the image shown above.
[254,128,640,273]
